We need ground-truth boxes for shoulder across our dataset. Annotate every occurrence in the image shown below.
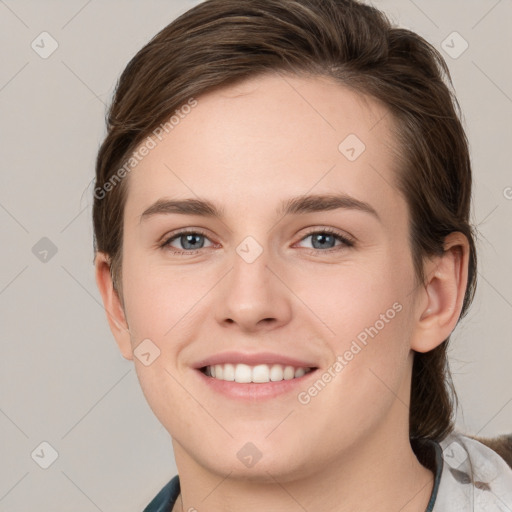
[433,431,512,511]
[142,475,180,512]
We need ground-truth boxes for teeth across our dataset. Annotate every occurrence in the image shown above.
[223,363,235,381]
[235,363,252,383]
[283,366,295,380]
[204,363,313,383]
[252,364,269,383]
[269,364,284,381]
[294,367,306,378]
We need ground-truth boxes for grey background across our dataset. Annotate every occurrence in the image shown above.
[0,0,511,510]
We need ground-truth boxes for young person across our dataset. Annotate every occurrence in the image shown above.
[92,0,512,510]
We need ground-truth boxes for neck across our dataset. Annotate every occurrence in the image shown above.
[172,418,434,512]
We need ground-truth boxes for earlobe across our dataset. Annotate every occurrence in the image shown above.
[410,232,469,353]
[94,252,133,360]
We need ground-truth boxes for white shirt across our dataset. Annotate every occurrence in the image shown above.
[431,431,512,511]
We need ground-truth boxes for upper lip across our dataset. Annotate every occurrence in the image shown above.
[193,351,318,369]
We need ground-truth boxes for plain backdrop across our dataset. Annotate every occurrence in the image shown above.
[0,0,511,510]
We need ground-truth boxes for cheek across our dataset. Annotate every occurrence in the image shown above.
[293,250,415,400]
[294,253,411,339]
[121,247,204,341]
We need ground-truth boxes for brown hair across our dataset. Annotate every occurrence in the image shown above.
[93,0,477,457]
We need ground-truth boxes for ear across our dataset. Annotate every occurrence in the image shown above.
[410,232,470,353]
[94,252,133,360]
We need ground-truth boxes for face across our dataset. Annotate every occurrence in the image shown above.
[115,73,423,481]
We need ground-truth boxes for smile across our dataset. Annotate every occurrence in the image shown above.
[201,363,314,383]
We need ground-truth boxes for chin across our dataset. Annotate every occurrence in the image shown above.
[189,435,315,482]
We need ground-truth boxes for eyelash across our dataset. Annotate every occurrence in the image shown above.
[159,227,355,255]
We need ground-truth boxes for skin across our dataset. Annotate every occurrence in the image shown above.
[95,73,469,512]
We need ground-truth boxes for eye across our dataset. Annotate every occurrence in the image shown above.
[160,229,214,253]
[296,228,354,252]
[159,227,354,255]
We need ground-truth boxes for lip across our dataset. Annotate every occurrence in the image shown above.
[194,366,319,400]
[193,351,318,369]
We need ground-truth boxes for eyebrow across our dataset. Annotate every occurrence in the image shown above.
[139,193,380,223]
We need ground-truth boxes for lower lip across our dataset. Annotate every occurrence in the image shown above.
[195,369,318,400]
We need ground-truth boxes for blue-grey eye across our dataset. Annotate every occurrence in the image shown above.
[298,230,353,251]
[310,233,337,249]
[163,231,213,251]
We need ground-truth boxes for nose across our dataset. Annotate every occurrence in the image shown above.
[215,243,293,333]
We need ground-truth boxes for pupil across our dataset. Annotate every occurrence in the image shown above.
[183,234,202,250]
[313,233,333,249]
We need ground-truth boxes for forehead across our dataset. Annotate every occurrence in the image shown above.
[123,73,405,224]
